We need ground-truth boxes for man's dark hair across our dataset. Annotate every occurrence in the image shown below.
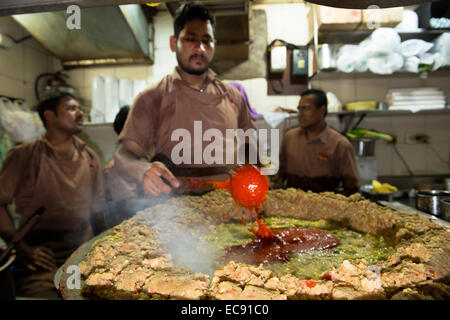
[173,3,216,38]
[300,88,328,117]
[37,92,75,128]
[113,105,130,135]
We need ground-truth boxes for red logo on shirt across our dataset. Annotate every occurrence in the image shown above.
[317,152,329,160]
[89,163,95,168]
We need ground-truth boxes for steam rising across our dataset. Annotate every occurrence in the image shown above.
[165,230,216,275]
[143,195,218,275]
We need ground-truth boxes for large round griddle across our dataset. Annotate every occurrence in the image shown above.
[55,230,110,300]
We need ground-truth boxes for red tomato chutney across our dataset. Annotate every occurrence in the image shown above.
[222,227,341,265]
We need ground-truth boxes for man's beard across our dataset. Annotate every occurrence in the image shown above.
[176,50,211,75]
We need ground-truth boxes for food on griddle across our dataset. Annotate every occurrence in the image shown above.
[72,189,450,300]
[222,227,341,264]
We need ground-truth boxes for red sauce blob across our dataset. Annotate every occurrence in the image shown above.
[222,227,340,265]
[200,165,272,239]
[230,165,272,239]
[238,207,274,239]
[209,165,272,239]
[229,165,269,209]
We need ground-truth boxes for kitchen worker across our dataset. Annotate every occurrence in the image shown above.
[0,93,107,298]
[276,89,360,196]
[114,3,256,197]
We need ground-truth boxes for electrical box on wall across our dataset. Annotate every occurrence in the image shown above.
[270,46,287,73]
[266,40,308,95]
[291,49,308,76]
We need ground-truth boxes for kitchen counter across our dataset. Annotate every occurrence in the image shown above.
[378,199,449,229]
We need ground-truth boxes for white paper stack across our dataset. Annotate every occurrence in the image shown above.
[104,76,120,123]
[90,76,105,123]
[119,79,133,107]
[386,87,446,112]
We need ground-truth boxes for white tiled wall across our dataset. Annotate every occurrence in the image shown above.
[253,3,310,46]
[151,12,178,83]
[224,78,299,113]
[357,114,449,176]
[0,16,61,109]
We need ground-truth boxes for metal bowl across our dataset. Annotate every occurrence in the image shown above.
[350,138,376,157]
[416,190,450,218]
[360,184,403,202]
[439,198,450,222]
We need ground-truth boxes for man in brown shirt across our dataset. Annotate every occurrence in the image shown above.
[115,3,256,197]
[277,89,360,196]
[0,93,106,298]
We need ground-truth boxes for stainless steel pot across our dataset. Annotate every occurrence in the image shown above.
[350,138,376,157]
[416,190,450,219]
[318,44,336,72]
[440,198,450,222]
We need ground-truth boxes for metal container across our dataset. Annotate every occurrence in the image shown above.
[350,138,376,157]
[416,190,450,218]
[445,178,450,192]
[318,44,336,72]
[440,198,450,222]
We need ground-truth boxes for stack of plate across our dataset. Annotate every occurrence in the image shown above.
[386,87,446,112]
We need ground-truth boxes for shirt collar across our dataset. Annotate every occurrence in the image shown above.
[171,67,217,86]
[39,133,86,152]
[298,123,330,144]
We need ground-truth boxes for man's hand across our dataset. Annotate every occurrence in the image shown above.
[17,242,56,272]
[143,162,180,197]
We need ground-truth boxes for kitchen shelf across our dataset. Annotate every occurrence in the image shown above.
[283,108,450,120]
[328,108,450,117]
[308,28,450,45]
[309,66,450,81]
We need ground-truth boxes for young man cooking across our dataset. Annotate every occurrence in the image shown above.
[277,89,360,196]
[114,3,256,197]
[0,93,106,298]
